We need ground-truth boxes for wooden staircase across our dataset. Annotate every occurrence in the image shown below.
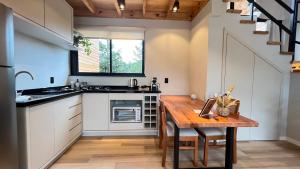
[224,0,297,66]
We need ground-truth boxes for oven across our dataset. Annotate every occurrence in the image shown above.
[110,99,143,124]
[112,106,141,123]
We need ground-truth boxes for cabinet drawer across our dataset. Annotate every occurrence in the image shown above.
[69,114,82,130]
[69,123,82,141]
[68,104,82,119]
[65,95,82,108]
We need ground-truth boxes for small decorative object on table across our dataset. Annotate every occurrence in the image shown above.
[216,85,239,117]
[190,94,197,100]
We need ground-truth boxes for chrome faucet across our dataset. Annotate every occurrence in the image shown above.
[15,71,34,80]
[15,71,34,96]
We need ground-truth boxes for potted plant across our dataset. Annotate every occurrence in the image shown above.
[216,86,238,117]
[73,34,92,55]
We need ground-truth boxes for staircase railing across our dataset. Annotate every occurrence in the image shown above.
[246,0,299,63]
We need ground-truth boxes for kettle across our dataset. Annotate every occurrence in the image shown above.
[129,78,138,88]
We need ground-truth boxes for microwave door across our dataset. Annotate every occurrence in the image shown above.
[113,108,140,123]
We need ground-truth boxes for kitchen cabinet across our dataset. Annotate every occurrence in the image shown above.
[0,0,74,49]
[45,0,73,42]
[0,0,44,26]
[18,95,82,169]
[83,94,109,131]
[225,35,254,141]
[54,96,82,154]
[250,56,281,140]
[28,102,55,169]
[225,35,283,141]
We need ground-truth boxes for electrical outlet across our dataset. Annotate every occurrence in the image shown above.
[50,77,54,84]
[164,78,169,83]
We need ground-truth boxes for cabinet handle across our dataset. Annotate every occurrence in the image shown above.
[69,103,81,109]
[69,122,81,132]
[69,112,81,120]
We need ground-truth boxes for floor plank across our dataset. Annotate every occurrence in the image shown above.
[50,136,300,169]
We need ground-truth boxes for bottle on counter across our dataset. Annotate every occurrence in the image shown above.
[70,81,75,89]
[75,79,80,90]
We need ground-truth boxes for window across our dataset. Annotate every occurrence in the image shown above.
[71,38,145,76]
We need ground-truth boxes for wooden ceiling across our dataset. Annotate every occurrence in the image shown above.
[66,0,209,21]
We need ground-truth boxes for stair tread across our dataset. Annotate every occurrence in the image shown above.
[280,51,294,55]
[291,62,300,72]
[267,41,281,45]
[226,9,242,14]
[240,20,256,24]
[253,31,269,35]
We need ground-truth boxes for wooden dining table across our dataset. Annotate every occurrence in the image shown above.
[160,95,259,169]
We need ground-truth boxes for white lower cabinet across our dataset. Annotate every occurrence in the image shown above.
[83,93,109,131]
[82,93,159,136]
[22,95,82,169]
[28,103,55,169]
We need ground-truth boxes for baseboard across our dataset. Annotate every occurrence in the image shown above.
[82,130,158,136]
[43,132,81,169]
[279,136,287,140]
[285,137,300,147]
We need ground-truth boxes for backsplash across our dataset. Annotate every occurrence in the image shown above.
[68,76,153,87]
[15,32,69,90]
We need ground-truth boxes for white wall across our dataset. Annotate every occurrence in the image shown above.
[70,17,191,95]
[189,1,211,100]
[15,32,69,90]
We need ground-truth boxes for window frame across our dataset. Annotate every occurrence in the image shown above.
[70,39,145,77]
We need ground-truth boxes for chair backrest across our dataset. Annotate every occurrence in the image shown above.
[159,101,168,137]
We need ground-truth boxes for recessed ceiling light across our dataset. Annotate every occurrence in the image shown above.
[172,0,180,13]
[117,0,126,11]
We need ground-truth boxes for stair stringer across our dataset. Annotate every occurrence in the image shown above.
[209,13,291,73]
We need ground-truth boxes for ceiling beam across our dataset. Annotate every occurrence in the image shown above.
[81,0,96,14]
[143,0,147,16]
[114,0,122,16]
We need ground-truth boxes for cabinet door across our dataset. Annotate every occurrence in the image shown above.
[29,103,55,169]
[0,0,44,26]
[53,100,70,154]
[83,94,109,131]
[225,36,254,140]
[45,0,73,42]
[250,56,282,140]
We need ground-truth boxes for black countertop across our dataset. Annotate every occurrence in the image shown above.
[16,86,161,107]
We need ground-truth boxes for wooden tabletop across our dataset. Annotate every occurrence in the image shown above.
[160,95,259,129]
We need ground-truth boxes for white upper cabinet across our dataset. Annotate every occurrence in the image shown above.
[0,0,44,26]
[45,0,73,42]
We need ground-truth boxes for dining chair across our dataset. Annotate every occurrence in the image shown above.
[159,101,199,167]
[196,100,240,167]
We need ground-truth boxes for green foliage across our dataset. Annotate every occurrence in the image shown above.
[99,40,110,72]
[98,40,143,73]
[75,37,92,56]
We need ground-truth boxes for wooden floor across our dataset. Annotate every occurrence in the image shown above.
[50,136,300,169]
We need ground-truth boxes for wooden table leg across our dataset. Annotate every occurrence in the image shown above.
[173,123,180,169]
[225,127,234,169]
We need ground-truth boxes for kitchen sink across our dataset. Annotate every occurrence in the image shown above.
[16,94,60,102]
[28,94,59,100]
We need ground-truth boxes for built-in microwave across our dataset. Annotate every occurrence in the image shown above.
[112,106,142,123]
